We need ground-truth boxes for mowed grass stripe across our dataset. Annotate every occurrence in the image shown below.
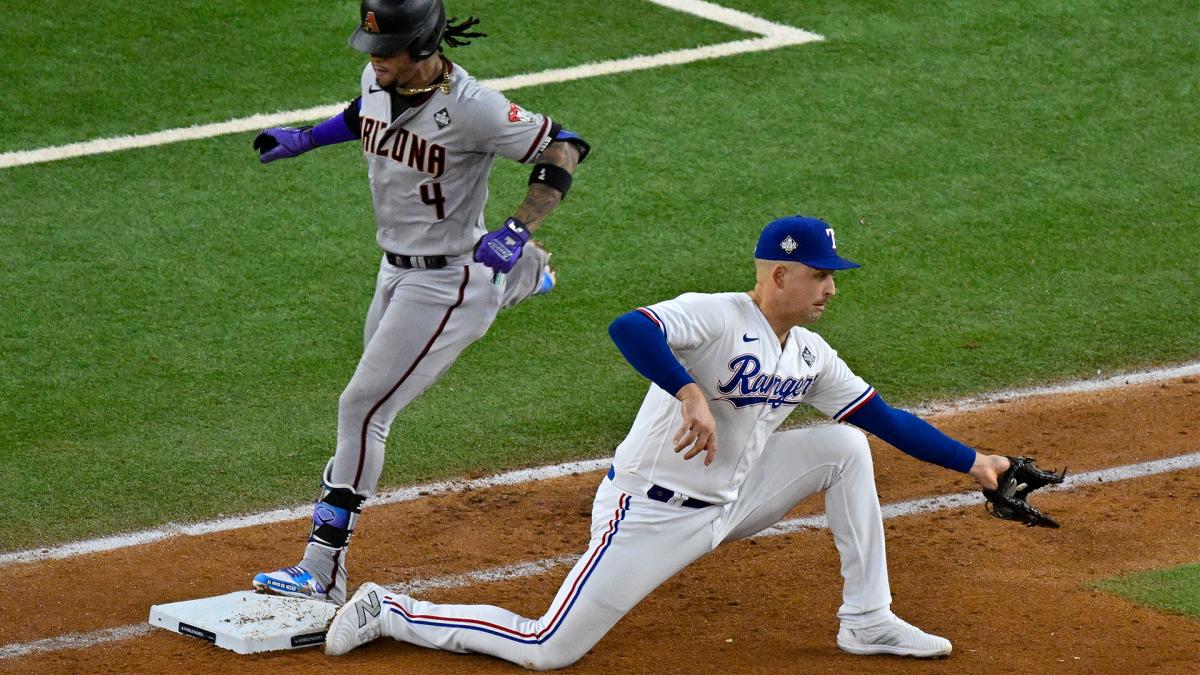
[1,35,825,169]
[0,0,747,154]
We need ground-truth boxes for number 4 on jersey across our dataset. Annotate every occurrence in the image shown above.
[420,182,446,220]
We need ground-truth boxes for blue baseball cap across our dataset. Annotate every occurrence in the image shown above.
[754,215,860,270]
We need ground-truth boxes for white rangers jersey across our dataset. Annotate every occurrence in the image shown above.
[357,60,555,256]
[612,292,876,504]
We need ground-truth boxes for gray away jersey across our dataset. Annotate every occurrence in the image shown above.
[357,61,555,256]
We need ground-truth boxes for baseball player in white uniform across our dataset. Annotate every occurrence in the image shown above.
[323,215,1015,668]
[250,0,590,605]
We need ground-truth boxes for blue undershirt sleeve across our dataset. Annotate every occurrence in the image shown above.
[843,393,977,473]
[554,127,590,163]
[608,310,695,397]
[311,98,362,146]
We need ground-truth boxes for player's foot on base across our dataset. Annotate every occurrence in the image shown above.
[252,565,333,604]
[325,582,388,656]
[837,615,952,658]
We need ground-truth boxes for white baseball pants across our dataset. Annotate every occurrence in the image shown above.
[376,424,893,670]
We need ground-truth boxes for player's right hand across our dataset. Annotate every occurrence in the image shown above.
[254,126,316,164]
[474,218,530,274]
[673,383,718,466]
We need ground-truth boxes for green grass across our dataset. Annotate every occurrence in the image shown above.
[1095,564,1200,619]
[1,0,1197,551]
[0,0,745,152]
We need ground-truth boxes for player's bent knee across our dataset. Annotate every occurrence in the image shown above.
[337,382,380,415]
[521,647,585,671]
[516,638,593,671]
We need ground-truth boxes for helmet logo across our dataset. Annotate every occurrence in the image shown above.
[363,11,381,33]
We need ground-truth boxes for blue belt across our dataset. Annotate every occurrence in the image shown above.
[607,466,713,509]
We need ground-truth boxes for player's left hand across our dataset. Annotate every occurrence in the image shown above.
[967,453,1011,490]
[673,383,718,466]
[982,456,1067,528]
[474,218,530,274]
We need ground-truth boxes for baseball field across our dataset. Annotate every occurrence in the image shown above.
[1,0,1197,672]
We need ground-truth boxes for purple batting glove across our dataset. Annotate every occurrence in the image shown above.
[253,126,316,164]
[474,218,531,274]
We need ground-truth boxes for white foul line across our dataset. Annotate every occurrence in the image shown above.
[763,451,1200,534]
[3,449,1197,660]
[0,457,609,568]
[2,359,1198,570]
[0,1,819,170]
[0,625,154,661]
[910,360,1200,416]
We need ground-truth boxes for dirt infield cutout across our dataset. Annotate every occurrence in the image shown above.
[1,376,1197,673]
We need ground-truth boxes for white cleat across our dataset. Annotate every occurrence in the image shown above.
[325,582,388,656]
[837,615,952,658]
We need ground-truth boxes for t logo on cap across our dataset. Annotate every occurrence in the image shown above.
[754,215,860,270]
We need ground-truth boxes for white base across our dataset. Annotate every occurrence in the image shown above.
[148,591,337,654]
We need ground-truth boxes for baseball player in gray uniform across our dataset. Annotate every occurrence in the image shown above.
[251,0,590,605]
[322,216,1015,668]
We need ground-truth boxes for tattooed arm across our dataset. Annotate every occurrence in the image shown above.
[474,136,586,273]
[513,139,583,230]
[515,140,583,232]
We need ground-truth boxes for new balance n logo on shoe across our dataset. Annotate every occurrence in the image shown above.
[356,590,382,628]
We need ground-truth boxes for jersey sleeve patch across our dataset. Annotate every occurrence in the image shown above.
[506,102,541,125]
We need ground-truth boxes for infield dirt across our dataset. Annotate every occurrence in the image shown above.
[2,377,1198,673]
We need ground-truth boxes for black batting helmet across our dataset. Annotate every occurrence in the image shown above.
[348,0,446,59]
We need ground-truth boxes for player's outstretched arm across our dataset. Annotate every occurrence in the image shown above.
[843,391,1009,486]
[253,100,362,164]
[511,139,582,231]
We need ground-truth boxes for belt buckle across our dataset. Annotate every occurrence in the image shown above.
[648,485,688,507]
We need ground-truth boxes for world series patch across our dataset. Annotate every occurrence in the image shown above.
[801,346,815,366]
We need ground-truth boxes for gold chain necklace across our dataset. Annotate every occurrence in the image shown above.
[395,63,453,96]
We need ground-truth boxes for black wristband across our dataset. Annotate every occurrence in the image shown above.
[529,162,573,197]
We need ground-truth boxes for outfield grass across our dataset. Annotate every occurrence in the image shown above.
[1,0,1197,551]
[1096,564,1200,619]
[0,0,744,153]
